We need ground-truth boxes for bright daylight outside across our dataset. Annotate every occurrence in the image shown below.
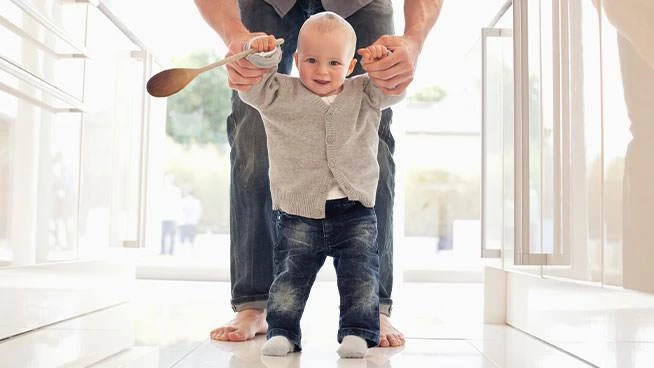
[110,0,511,277]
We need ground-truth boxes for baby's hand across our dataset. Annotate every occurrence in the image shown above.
[250,35,278,53]
[357,45,391,64]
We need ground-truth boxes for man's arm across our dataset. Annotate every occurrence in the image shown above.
[194,0,272,91]
[359,0,443,95]
[597,0,654,68]
[403,0,443,51]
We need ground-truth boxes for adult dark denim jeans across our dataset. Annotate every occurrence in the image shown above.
[267,199,380,351]
[229,0,395,315]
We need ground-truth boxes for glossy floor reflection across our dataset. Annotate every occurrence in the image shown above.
[0,261,133,340]
[0,280,597,367]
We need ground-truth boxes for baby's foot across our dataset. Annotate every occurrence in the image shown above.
[261,335,294,356]
[337,335,367,358]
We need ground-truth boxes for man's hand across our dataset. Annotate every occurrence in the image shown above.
[225,32,273,92]
[358,35,421,95]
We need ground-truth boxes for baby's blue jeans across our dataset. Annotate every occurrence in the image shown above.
[267,199,380,351]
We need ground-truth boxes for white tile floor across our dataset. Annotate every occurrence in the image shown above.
[0,280,596,367]
[0,261,133,340]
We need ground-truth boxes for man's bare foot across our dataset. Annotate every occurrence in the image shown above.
[210,309,268,341]
[378,314,405,347]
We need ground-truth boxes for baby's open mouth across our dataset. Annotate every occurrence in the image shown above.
[314,80,330,85]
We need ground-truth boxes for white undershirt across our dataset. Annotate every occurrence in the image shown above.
[321,94,347,199]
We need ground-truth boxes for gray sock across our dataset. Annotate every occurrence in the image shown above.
[261,335,294,356]
[337,335,368,358]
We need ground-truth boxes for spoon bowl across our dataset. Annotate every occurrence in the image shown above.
[147,68,200,97]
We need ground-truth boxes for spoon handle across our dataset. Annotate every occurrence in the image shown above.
[198,38,285,73]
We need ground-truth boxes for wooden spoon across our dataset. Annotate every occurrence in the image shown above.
[147,38,284,98]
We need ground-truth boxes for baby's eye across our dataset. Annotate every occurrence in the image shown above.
[306,58,317,63]
[329,60,341,66]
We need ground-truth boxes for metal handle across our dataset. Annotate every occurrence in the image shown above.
[8,0,88,57]
[0,15,87,59]
[487,0,514,28]
[72,0,147,51]
[0,56,84,113]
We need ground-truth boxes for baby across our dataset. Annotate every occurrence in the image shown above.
[239,11,404,358]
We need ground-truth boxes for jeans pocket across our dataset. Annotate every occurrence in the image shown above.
[345,208,378,254]
[275,211,315,251]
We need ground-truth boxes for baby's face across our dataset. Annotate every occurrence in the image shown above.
[294,26,356,97]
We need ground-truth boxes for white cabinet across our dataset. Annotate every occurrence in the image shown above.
[1,0,87,264]
[0,1,162,265]
[0,0,167,342]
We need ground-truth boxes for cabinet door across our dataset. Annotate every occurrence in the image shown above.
[481,26,513,260]
[0,62,84,264]
[540,0,603,282]
[78,4,146,255]
[482,2,514,264]
[512,0,570,266]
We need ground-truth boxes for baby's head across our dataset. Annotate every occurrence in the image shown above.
[294,12,358,96]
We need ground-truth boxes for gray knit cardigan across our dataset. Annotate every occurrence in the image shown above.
[239,71,404,219]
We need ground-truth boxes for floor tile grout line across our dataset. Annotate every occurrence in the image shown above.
[85,348,132,367]
[169,339,211,368]
[463,339,502,368]
[0,301,129,343]
[506,323,600,367]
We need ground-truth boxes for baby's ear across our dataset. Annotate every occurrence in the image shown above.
[346,58,357,76]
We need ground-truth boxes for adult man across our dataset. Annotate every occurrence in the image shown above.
[193,0,442,347]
